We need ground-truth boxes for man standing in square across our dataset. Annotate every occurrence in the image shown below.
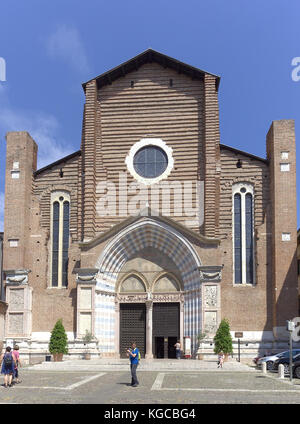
[126,342,139,387]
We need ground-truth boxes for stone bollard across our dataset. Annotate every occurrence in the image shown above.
[262,362,267,374]
[278,364,285,379]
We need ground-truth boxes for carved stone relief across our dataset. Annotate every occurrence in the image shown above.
[9,289,24,311]
[204,286,217,308]
[8,313,23,335]
[204,311,217,334]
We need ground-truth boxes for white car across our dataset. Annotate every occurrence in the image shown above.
[257,350,300,370]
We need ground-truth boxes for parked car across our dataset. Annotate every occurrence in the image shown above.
[273,352,300,373]
[257,350,300,370]
[292,360,300,378]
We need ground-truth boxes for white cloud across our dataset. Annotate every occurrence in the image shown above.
[0,107,73,169]
[47,24,90,74]
[0,85,75,232]
[0,106,74,232]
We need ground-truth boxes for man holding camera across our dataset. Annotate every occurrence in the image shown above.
[126,342,140,387]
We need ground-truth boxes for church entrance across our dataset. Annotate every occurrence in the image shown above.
[152,303,180,358]
[120,303,146,358]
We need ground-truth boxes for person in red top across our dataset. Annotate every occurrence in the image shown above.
[12,345,22,384]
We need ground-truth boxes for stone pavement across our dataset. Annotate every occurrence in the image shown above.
[28,357,256,372]
[2,368,300,404]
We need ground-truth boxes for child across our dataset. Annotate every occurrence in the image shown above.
[217,352,224,368]
[12,345,21,384]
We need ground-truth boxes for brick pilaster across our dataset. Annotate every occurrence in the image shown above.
[266,120,298,336]
[3,132,37,270]
[203,75,221,238]
[82,81,97,241]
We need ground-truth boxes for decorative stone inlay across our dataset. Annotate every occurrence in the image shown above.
[80,287,92,309]
[9,289,24,311]
[199,266,222,282]
[117,293,148,303]
[8,313,23,335]
[79,312,92,334]
[204,286,217,307]
[116,292,184,303]
[152,293,184,303]
[204,311,217,334]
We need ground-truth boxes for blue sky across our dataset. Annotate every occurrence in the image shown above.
[0,0,299,230]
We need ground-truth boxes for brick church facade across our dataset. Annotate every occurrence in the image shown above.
[2,50,298,361]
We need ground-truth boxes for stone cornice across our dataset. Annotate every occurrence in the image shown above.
[4,269,31,286]
[76,268,98,284]
[199,265,223,282]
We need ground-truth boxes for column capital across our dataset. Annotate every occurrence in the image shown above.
[145,299,153,309]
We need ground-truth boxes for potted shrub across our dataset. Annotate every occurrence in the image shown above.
[213,318,233,361]
[49,319,68,362]
[196,331,207,360]
[83,330,93,360]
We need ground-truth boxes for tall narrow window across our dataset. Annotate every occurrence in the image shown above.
[245,193,253,284]
[234,194,242,284]
[62,201,70,287]
[232,184,254,285]
[52,202,60,287]
[50,192,70,287]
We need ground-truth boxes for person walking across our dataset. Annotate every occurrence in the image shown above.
[12,345,22,384]
[217,352,224,368]
[126,342,140,387]
[1,346,16,388]
[174,340,181,359]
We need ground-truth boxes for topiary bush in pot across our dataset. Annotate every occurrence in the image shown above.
[213,318,233,360]
[49,319,68,361]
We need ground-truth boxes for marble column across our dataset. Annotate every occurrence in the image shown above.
[114,302,120,358]
[145,300,153,359]
[180,300,184,348]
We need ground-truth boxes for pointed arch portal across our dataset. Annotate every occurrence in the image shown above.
[94,219,203,357]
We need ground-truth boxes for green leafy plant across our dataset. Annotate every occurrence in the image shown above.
[83,330,93,350]
[49,319,68,354]
[213,318,233,355]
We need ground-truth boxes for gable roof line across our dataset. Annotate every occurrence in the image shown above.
[82,48,221,91]
[79,208,221,250]
[220,144,268,164]
[34,150,81,177]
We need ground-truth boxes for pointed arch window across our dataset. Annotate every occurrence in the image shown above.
[233,184,255,285]
[50,192,70,288]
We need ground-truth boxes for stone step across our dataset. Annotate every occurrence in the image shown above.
[27,359,256,372]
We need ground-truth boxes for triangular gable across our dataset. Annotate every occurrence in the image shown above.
[79,207,220,251]
[82,48,220,91]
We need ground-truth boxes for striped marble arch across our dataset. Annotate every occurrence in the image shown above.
[94,218,202,354]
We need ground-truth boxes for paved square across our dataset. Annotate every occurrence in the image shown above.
[1,369,300,404]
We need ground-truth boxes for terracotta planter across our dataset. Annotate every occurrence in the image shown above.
[197,353,204,360]
[53,353,63,362]
[224,353,229,362]
[83,353,91,360]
